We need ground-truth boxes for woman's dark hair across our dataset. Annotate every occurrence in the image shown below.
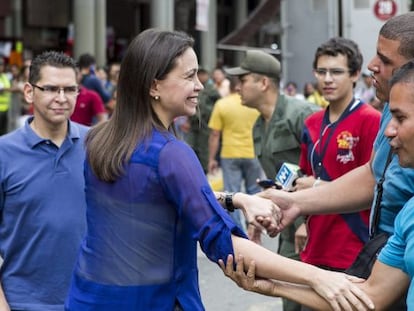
[86,29,194,182]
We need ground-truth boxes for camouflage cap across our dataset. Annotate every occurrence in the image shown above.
[225,50,281,79]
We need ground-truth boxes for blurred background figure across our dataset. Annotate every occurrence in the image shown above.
[186,68,221,173]
[0,58,11,135]
[102,62,120,116]
[70,86,108,126]
[174,115,190,140]
[106,62,120,95]
[75,59,109,125]
[78,53,111,107]
[355,69,384,112]
[95,66,108,89]
[212,67,230,97]
[283,81,305,100]
[208,76,263,232]
[306,81,329,108]
[10,63,31,127]
[303,82,316,99]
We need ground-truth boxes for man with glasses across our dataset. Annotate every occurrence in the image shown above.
[292,37,380,278]
[0,51,88,310]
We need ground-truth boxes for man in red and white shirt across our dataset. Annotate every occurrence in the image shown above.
[293,37,381,272]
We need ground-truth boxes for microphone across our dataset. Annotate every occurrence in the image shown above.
[275,163,302,190]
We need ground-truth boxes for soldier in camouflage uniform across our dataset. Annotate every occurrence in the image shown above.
[226,50,320,311]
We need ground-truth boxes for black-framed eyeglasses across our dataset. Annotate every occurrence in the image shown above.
[31,84,79,97]
[314,68,350,78]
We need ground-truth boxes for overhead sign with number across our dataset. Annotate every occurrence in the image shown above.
[373,0,398,21]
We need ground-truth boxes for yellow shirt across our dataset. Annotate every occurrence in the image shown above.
[307,91,329,108]
[208,93,259,158]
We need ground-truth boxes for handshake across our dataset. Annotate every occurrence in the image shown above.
[241,163,305,239]
[221,163,307,238]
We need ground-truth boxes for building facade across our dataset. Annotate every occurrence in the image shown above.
[0,0,279,71]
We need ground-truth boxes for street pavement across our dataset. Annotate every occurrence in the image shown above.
[198,233,284,311]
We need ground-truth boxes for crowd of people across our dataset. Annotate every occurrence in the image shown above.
[0,10,413,311]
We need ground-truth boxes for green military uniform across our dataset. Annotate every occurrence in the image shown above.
[186,82,221,172]
[253,94,320,311]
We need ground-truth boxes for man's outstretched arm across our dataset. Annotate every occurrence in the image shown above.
[258,156,376,232]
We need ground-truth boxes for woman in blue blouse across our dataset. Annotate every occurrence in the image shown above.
[64,29,372,311]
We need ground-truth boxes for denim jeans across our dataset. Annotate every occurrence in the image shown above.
[220,158,264,230]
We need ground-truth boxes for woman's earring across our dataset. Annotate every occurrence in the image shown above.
[154,95,160,100]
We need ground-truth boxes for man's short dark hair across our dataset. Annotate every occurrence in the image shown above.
[313,37,363,76]
[390,59,414,89]
[29,51,77,84]
[78,53,96,69]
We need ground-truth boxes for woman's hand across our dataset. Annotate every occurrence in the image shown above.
[256,188,300,235]
[232,193,281,236]
[219,254,278,296]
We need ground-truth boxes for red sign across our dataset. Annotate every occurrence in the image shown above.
[373,0,398,21]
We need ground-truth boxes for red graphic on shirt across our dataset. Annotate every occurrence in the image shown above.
[336,131,359,164]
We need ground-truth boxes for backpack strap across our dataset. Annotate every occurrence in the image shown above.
[370,148,393,239]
